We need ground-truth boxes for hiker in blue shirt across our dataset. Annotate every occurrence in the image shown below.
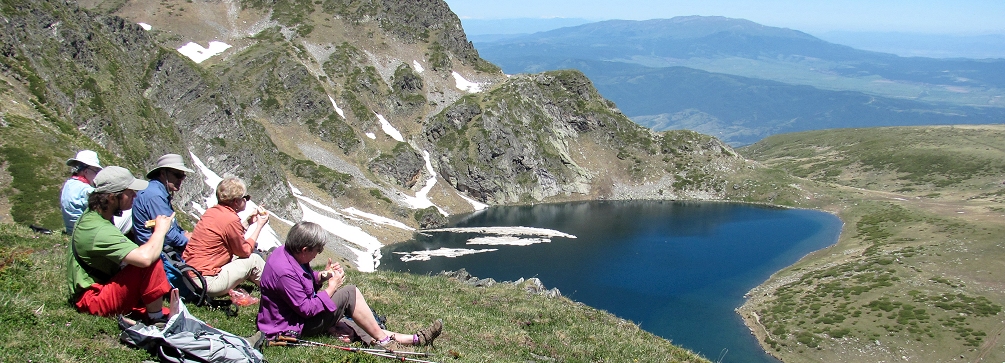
[132,154,194,252]
[61,150,103,234]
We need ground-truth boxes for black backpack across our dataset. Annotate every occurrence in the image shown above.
[162,247,237,317]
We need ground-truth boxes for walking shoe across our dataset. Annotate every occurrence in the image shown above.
[377,337,403,351]
[244,330,265,350]
[416,319,442,346]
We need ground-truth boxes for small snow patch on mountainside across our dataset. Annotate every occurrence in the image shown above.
[328,95,345,119]
[177,41,231,63]
[452,71,482,93]
[412,60,424,73]
[376,113,404,142]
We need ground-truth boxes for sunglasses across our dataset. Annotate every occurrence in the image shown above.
[172,171,187,180]
[242,195,251,201]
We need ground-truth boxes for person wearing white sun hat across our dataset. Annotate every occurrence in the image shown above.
[61,150,103,234]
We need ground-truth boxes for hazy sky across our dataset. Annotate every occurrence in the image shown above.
[443,0,1005,34]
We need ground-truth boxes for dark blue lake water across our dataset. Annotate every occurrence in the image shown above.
[379,201,842,363]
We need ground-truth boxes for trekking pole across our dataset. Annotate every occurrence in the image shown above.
[276,335,430,356]
[273,336,439,363]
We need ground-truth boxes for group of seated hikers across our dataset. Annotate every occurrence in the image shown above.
[62,150,442,351]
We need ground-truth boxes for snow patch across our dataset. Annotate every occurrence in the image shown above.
[399,151,448,216]
[328,95,345,119]
[190,153,223,208]
[342,207,414,231]
[138,23,152,31]
[457,192,488,211]
[191,202,206,216]
[288,182,302,195]
[393,248,497,262]
[452,71,482,93]
[412,60,424,73]
[299,201,382,272]
[177,41,231,64]
[422,226,577,239]
[467,236,550,246]
[365,132,376,139]
[375,113,404,142]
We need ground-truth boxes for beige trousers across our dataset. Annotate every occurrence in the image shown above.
[203,254,265,297]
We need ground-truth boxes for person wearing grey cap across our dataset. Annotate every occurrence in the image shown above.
[67,166,175,322]
[132,154,195,252]
[60,150,102,234]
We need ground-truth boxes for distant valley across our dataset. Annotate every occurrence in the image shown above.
[472,17,1005,145]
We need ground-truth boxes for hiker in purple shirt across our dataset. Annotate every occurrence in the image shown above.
[256,222,442,349]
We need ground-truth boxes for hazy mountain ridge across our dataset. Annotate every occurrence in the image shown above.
[474,16,1005,146]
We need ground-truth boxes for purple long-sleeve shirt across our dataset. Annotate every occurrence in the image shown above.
[256,246,336,338]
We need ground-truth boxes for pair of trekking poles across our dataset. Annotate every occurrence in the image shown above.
[267,335,439,363]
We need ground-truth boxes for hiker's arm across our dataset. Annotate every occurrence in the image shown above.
[276,273,336,317]
[123,214,173,267]
[223,219,254,258]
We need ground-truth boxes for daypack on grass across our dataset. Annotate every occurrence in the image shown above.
[162,248,207,305]
[119,299,263,363]
[162,248,238,317]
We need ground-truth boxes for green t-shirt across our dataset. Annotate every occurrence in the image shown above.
[66,209,138,299]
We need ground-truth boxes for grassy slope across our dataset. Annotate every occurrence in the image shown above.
[737,125,1005,363]
[0,222,708,363]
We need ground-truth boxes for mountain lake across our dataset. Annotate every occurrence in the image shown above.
[380,201,843,363]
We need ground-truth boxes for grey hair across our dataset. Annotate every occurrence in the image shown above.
[70,161,88,175]
[285,221,330,253]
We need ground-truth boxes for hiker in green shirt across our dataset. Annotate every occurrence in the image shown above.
[67,166,175,323]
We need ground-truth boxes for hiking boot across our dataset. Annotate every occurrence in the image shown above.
[416,319,442,346]
[244,330,265,351]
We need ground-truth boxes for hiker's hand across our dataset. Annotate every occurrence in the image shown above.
[325,258,338,273]
[153,213,174,234]
[253,211,269,227]
[326,264,344,292]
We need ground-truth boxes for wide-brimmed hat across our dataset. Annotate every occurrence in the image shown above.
[94,166,149,193]
[146,154,195,179]
[66,150,102,169]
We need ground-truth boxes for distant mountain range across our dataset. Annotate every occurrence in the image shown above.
[473,16,1005,145]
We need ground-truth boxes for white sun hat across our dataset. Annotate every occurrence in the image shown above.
[66,150,102,169]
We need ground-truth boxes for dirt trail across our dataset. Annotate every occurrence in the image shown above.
[974,322,1005,363]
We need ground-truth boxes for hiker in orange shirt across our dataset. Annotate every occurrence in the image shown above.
[183,177,268,297]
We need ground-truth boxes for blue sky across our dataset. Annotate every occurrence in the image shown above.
[443,0,1005,34]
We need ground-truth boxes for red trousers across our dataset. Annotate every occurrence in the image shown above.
[74,259,172,316]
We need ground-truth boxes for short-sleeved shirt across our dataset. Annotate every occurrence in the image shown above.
[257,247,336,338]
[60,178,92,234]
[183,204,255,276]
[66,209,138,299]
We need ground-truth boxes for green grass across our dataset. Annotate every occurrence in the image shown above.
[737,125,1005,362]
[0,223,708,363]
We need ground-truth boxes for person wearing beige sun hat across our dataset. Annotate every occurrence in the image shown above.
[61,150,103,234]
[67,166,175,323]
[132,153,195,253]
